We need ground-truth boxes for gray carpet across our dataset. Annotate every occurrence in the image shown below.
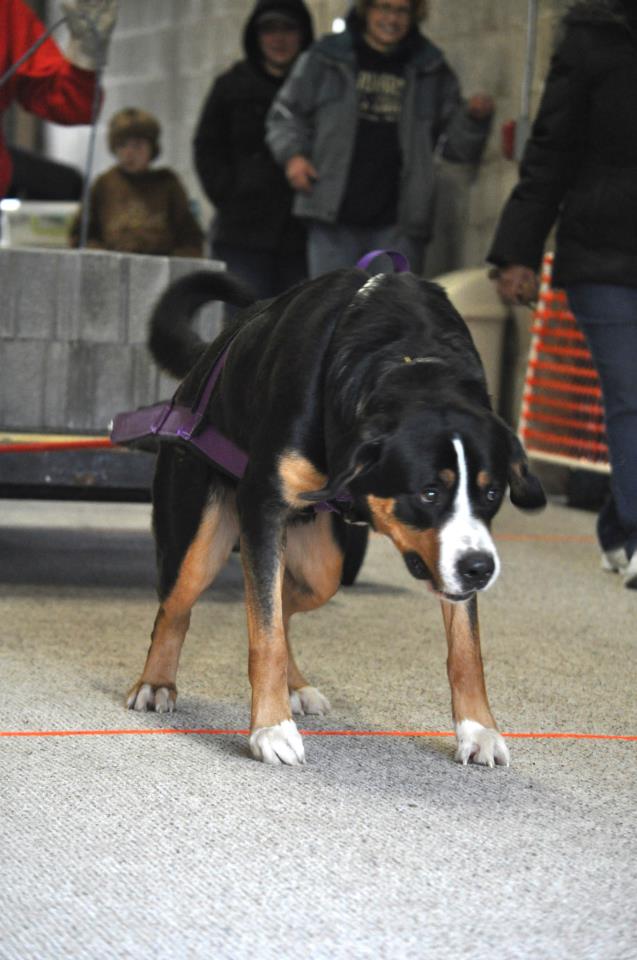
[1,497,636,959]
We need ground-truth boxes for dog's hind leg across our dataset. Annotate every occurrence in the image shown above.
[238,491,342,764]
[440,596,510,768]
[127,482,239,713]
[282,513,344,717]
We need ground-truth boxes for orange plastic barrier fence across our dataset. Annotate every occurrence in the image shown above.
[518,253,610,473]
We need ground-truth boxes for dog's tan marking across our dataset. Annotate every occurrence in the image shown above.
[476,470,491,489]
[128,493,238,706]
[367,495,441,585]
[282,513,344,690]
[439,468,456,489]
[278,451,328,509]
[440,597,497,729]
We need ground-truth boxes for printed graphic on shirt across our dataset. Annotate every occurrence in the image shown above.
[357,70,405,124]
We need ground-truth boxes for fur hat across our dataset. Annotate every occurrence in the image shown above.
[108,108,161,159]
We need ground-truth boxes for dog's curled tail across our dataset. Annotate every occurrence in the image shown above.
[148,270,255,379]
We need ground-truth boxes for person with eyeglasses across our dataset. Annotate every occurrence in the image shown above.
[266,0,494,277]
[193,0,314,305]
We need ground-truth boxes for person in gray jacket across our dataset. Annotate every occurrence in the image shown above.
[266,0,494,277]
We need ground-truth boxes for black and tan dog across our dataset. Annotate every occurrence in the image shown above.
[126,266,546,767]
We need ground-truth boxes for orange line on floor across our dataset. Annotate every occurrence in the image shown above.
[0,728,635,741]
[495,534,596,543]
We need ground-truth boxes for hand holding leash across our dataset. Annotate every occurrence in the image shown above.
[491,264,538,306]
[62,0,118,70]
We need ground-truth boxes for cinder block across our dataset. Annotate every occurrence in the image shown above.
[126,254,171,343]
[77,250,127,343]
[94,344,137,431]
[131,343,161,408]
[0,340,46,428]
[42,341,71,428]
[157,368,179,401]
[1,244,227,433]
[55,248,82,341]
[64,342,133,431]
[0,250,17,337]
[64,342,97,431]
[9,249,57,340]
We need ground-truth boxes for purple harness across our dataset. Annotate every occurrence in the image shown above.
[110,250,409,508]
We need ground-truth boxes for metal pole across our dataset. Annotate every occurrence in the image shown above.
[78,18,107,250]
[78,61,103,249]
[515,0,539,162]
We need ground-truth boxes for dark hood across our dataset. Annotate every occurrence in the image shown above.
[564,0,637,32]
[243,0,314,69]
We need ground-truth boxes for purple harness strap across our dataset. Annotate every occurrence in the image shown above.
[111,250,410,508]
[355,249,410,273]
[111,334,248,480]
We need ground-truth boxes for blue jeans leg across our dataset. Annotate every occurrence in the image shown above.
[567,284,637,558]
[213,242,307,320]
[307,221,423,278]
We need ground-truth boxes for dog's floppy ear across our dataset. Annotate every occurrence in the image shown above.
[300,435,385,503]
[506,429,547,511]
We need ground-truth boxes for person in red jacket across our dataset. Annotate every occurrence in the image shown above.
[0,0,118,198]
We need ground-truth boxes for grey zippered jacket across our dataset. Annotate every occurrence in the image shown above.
[266,28,491,241]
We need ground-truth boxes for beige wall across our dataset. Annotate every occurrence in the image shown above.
[45,0,569,275]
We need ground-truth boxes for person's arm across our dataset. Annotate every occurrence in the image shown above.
[487,23,592,280]
[168,174,204,258]
[430,63,494,165]
[193,76,235,206]
[10,0,116,125]
[265,49,318,181]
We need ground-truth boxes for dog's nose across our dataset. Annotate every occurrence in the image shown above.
[456,551,495,591]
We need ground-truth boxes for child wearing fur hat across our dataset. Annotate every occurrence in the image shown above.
[70,107,203,256]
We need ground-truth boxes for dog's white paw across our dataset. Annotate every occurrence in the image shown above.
[249,719,305,766]
[289,685,331,716]
[127,682,175,714]
[455,719,510,768]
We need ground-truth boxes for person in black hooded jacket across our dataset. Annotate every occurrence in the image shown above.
[487,0,637,590]
[193,0,313,299]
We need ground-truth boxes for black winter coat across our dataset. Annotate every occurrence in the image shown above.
[488,0,637,288]
[193,0,313,253]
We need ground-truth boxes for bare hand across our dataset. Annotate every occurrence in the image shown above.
[467,93,495,120]
[492,265,539,305]
[286,155,318,194]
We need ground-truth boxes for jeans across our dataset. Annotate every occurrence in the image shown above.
[213,241,307,302]
[566,283,637,559]
[307,221,424,279]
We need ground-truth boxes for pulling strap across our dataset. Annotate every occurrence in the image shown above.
[356,249,410,274]
[111,333,248,480]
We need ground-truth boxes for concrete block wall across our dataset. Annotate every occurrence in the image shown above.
[0,249,223,433]
[45,0,568,275]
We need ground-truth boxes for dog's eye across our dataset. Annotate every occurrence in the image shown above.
[485,487,499,503]
[421,488,439,504]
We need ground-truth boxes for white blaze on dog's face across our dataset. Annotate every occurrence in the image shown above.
[436,437,500,600]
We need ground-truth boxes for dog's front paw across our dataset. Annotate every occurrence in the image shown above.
[455,719,510,768]
[289,685,331,716]
[249,719,305,765]
[127,682,176,714]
